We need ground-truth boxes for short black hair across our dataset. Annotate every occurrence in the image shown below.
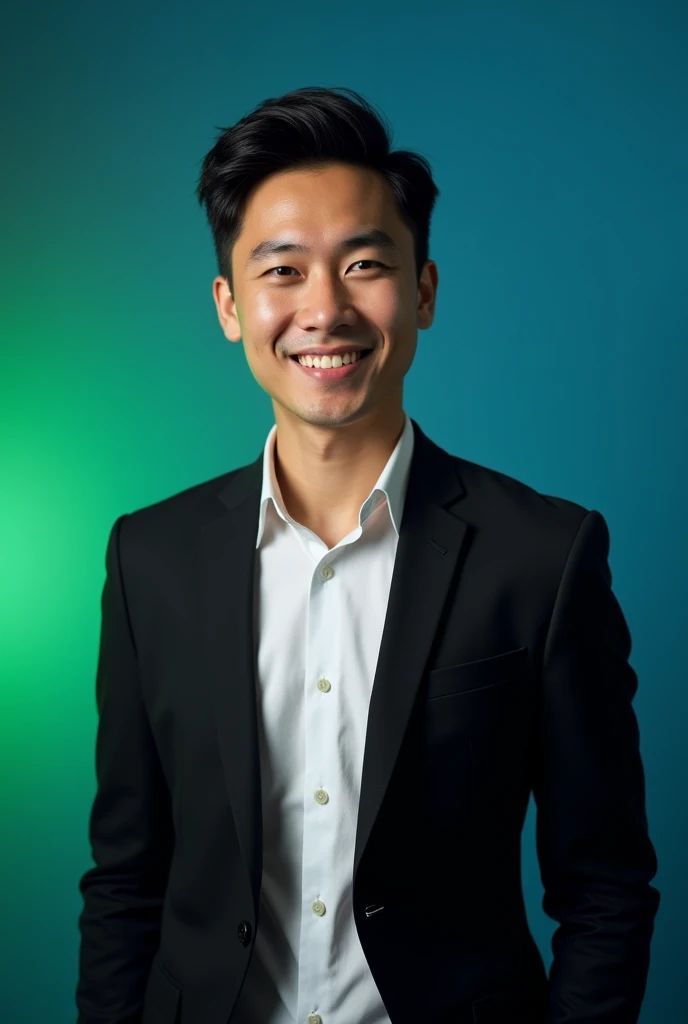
[195,85,440,294]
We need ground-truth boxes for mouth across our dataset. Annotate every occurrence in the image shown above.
[289,349,373,381]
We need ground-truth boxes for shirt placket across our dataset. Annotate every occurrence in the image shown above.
[296,541,343,1023]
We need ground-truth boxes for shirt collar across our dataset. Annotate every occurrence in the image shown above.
[255,412,415,548]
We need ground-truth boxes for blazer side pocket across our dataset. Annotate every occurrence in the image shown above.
[142,956,181,1023]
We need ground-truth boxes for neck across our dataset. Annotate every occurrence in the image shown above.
[272,403,406,539]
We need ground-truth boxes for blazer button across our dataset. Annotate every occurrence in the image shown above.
[237,920,252,946]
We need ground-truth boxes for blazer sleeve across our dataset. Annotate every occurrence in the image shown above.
[76,514,174,1024]
[533,508,661,1024]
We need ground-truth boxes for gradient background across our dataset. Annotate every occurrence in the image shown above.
[2,1,686,1020]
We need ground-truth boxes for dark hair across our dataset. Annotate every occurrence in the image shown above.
[195,86,440,294]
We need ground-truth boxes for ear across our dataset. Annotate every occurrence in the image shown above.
[417,260,438,330]
[212,276,242,342]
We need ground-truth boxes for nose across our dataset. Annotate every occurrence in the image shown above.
[294,273,358,334]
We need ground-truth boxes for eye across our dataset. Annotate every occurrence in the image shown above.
[352,260,385,271]
[266,266,298,277]
[265,260,385,278]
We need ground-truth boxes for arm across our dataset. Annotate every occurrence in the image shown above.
[533,509,660,1023]
[76,514,174,1024]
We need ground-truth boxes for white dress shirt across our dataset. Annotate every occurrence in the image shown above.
[231,411,415,1024]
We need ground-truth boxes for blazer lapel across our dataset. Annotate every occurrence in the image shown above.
[200,453,264,908]
[199,419,470,911]
[353,424,469,878]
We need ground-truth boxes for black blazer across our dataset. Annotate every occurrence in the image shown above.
[76,418,660,1024]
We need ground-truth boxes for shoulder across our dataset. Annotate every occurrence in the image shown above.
[435,439,599,582]
[113,458,255,565]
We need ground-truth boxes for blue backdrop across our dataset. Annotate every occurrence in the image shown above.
[2,1,685,1020]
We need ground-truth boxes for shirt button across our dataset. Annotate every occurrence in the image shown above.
[317,678,331,692]
[307,1015,322,1024]
[312,899,326,916]
[314,789,329,804]
[320,564,334,580]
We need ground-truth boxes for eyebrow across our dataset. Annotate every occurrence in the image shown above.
[245,228,401,270]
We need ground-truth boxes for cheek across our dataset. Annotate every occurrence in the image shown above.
[251,289,288,330]
[361,284,405,331]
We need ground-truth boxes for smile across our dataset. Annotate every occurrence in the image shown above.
[289,349,373,381]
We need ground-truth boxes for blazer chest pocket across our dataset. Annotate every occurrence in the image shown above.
[421,646,531,818]
[425,645,530,701]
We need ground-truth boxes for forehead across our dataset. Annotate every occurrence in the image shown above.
[236,162,408,249]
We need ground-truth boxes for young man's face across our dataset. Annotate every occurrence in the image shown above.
[213,161,438,431]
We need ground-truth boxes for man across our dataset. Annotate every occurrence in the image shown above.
[76,86,660,1024]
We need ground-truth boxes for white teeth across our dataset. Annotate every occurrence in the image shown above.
[298,350,363,368]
